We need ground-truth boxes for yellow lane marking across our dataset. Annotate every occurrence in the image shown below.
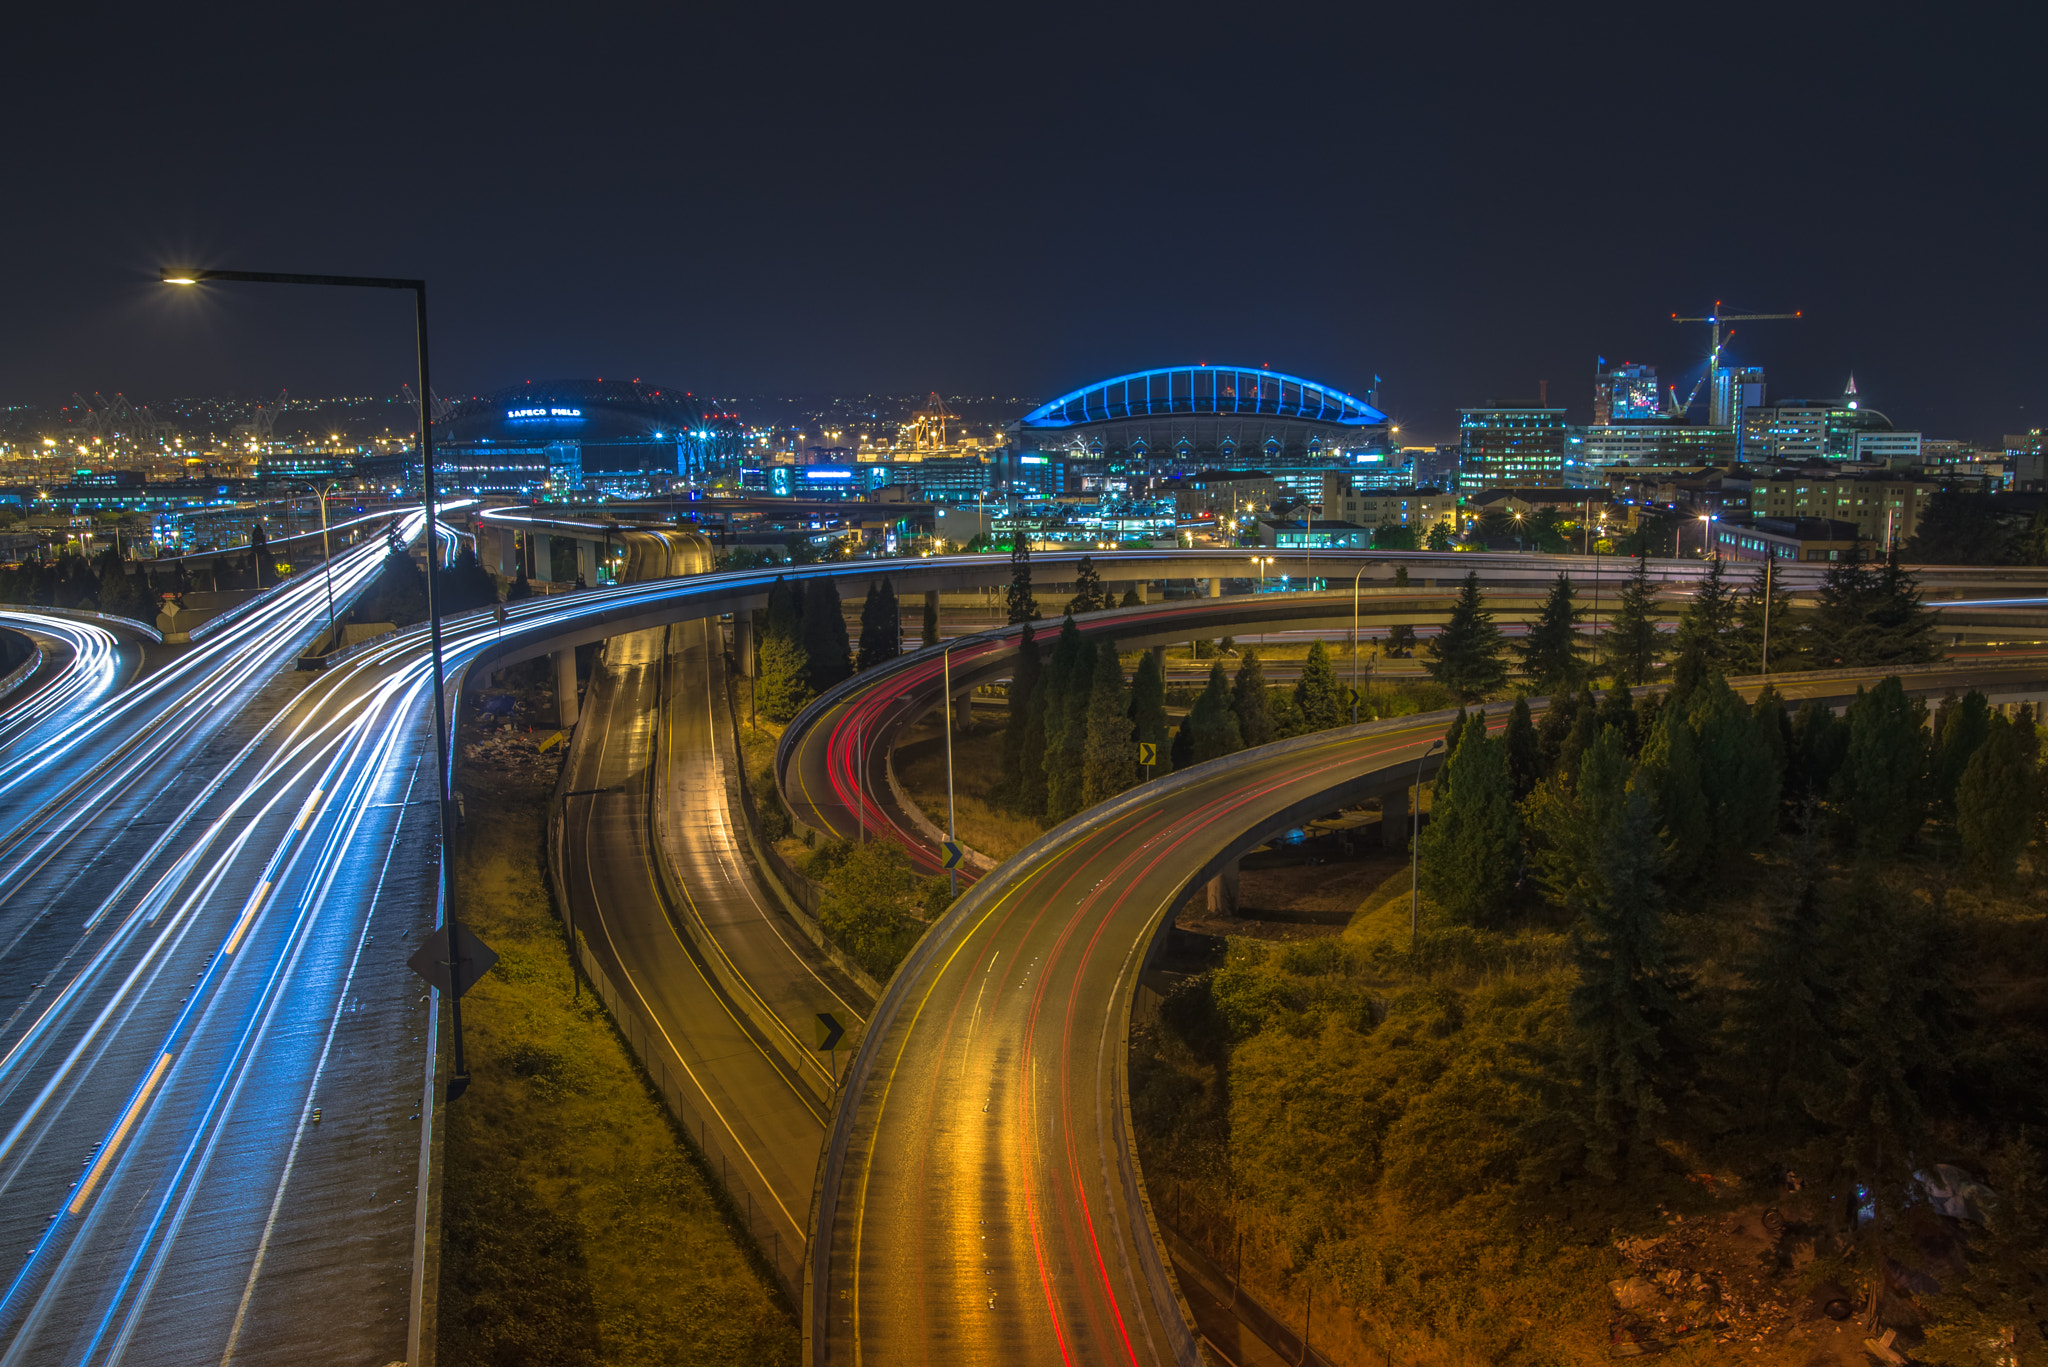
[294,787,324,831]
[72,1051,174,1213]
[224,882,271,956]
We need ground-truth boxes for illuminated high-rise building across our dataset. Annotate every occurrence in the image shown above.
[1592,361,1659,425]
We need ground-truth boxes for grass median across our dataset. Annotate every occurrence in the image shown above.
[439,705,797,1367]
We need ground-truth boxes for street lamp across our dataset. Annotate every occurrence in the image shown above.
[1696,512,1718,558]
[1411,735,1445,951]
[311,478,339,654]
[1351,563,1369,725]
[162,264,470,1101]
[1253,555,1273,590]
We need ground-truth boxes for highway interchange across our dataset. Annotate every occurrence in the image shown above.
[1,535,2047,1364]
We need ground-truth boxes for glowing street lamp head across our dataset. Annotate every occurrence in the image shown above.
[160,267,204,285]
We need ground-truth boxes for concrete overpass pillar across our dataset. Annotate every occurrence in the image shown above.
[1205,859,1240,917]
[490,526,517,576]
[734,613,755,676]
[1150,644,1166,675]
[953,686,973,731]
[554,648,580,728]
[531,533,553,582]
[1208,576,1222,598]
[576,538,599,587]
[1381,786,1409,850]
[1128,581,1148,604]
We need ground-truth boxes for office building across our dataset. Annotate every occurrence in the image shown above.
[1710,365,1767,431]
[1580,421,1739,467]
[1592,361,1660,424]
[1458,407,1568,486]
[1852,431,1922,466]
[1745,469,1933,546]
[1711,516,1864,563]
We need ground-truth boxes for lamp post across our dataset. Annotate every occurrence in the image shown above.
[1411,735,1444,952]
[163,265,469,1101]
[1351,562,1368,725]
[1696,512,1718,558]
[943,648,958,897]
[312,478,339,653]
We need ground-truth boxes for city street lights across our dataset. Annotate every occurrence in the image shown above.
[1411,736,1444,951]
[1253,555,1274,590]
[1696,512,1718,558]
[942,649,958,897]
[162,265,470,1100]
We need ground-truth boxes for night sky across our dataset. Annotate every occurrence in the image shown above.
[6,4,2043,443]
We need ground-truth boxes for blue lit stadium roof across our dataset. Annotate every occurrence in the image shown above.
[1019,366,1385,429]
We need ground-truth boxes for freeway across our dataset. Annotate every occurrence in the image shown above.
[0,517,432,1363]
[552,528,868,1282]
[0,611,145,755]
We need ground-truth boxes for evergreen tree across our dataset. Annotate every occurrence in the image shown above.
[1598,680,1639,756]
[1081,641,1136,807]
[1930,689,1992,824]
[439,546,502,615]
[1724,882,1841,1141]
[1422,571,1507,699]
[1186,662,1243,764]
[1787,699,1850,808]
[855,582,887,671]
[1425,522,1454,551]
[1119,587,1141,607]
[921,590,939,648]
[1805,550,1939,668]
[1293,640,1347,732]
[1830,677,1930,855]
[1417,714,1519,925]
[1231,650,1276,748]
[799,576,853,694]
[1384,623,1418,657]
[1266,688,1302,740]
[754,632,815,721]
[1042,618,1097,823]
[877,578,901,661]
[1729,560,1798,674]
[1170,712,1195,771]
[250,521,270,587]
[1503,695,1540,800]
[1809,890,1959,1292]
[1958,713,2034,883]
[1001,621,1042,800]
[1066,555,1107,614]
[1560,683,1601,784]
[1686,674,1780,854]
[507,564,534,601]
[764,575,802,645]
[1128,646,1170,776]
[1669,556,1737,699]
[1392,562,1411,587]
[1639,698,1708,880]
[1005,536,1038,623]
[1602,555,1662,686]
[1516,573,1586,694]
[1017,655,1052,817]
[1534,684,1582,778]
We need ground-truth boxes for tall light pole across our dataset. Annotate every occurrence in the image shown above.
[313,478,339,653]
[1411,735,1444,952]
[1351,562,1368,726]
[162,265,469,1101]
[943,648,958,897]
[1696,512,1717,558]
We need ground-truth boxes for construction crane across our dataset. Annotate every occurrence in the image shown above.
[1671,301,1802,424]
